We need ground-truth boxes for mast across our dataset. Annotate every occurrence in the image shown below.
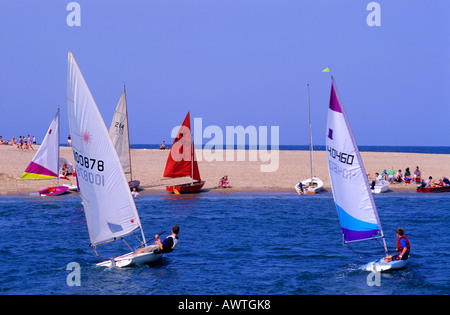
[307,84,314,183]
[191,113,194,185]
[123,84,133,181]
[57,106,60,186]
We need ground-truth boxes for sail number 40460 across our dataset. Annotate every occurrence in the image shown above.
[74,151,104,172]
[327,145,354,165]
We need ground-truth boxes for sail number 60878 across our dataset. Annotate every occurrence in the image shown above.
[74,151,104,172]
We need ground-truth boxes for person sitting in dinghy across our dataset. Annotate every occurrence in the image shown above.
[134,225,179,255]
[370,172,382,190]
[383,228,410,262]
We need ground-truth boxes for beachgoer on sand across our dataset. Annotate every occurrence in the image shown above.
[218,175,231,188]
[387,167,396,183]
[413,166,422,183]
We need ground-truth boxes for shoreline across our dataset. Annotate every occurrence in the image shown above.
[1,145,448,196]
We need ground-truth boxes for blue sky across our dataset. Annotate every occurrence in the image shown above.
[0,1,449,146]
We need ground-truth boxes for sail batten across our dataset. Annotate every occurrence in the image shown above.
[67,52,144,247]
[326,78,386,251]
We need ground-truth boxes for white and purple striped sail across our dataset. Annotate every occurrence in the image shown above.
[326,78,386,248]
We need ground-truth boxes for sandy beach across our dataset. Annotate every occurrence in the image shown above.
[1,144,449,195]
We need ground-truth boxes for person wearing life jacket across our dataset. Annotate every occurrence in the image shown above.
[155,225,179,254]
[383,228,410,262]
[134,225,179,255]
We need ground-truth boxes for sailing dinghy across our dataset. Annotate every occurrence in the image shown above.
[109,85,140,191]
[326,78,407,272]
[67,52,161,267]
[371,180,389,194]
[20,108,69,196]
[296,84,324,194]
[163,112,205,193]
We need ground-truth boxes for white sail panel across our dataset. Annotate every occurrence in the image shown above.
[109,90,131,174]
[66,52,142,247]
[21,109,60,179]
[326,79,382,243]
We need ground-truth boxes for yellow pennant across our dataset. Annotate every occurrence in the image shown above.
[322,67,330,72]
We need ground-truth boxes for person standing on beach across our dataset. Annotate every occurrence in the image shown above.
[387,167,396,184]
[27,135,34,151]
[383,228,410,262]
[18,136,23,150]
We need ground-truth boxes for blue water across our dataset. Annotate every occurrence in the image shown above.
[60,143,450,154]
[127,144,450,154]
[0,192,448,295]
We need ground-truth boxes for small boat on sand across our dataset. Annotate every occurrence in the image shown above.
[20,107,69,197]
[416,185,450,193]
[295,177,324,194]
[163,112,205,194]
[297,84,323,195]
[38,186,69,196]
[371,180,389,194]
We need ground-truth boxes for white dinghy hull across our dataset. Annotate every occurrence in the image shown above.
[97,251,162,268]
[361,257,408,272]
[295,177,324,194]
[371,180,389,194]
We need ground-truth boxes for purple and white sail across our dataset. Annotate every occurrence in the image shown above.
[326,78,387,251]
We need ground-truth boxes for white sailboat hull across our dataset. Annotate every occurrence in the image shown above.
[361,256,408,272]
[371,180,389,194]
[96,251,162,268]
[295,177,324,194]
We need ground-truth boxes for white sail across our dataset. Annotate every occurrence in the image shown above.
[21,108,60,179]
[326,78,386,253]
[109,88,131,174]
[66,52,144,247]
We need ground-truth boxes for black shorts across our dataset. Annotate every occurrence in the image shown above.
[392,253,409,261]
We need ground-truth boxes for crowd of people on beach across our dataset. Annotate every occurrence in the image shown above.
[369,165,450,189]
[0,135,36,150]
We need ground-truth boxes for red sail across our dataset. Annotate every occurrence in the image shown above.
[163,112,201,181]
